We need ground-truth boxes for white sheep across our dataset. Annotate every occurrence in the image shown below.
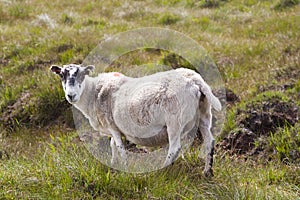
[50,64,221,176]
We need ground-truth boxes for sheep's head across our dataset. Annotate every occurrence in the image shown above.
[50,64,95,104]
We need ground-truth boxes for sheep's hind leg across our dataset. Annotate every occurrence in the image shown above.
[200,125,214,177]
[163,124,183,167]
[199,102,215,177]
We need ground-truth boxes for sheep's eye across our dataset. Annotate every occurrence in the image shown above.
[60,70,70,81]
[73,70,78,77]
[60,73,68,84]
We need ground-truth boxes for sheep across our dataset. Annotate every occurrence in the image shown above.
[50,64,222,176]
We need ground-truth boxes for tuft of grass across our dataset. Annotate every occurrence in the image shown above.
[8,3,30,20]
[159,52,195,70]
[61,13,75,25]
[154,0,182,6]
[59,49,75,63]
[158,13,181,25]
[0,86,17,111]
[274,0,300,10]
[219,109,237,139]
[197,0,227,8]
[269,124,300,164]
[83,18,107,29]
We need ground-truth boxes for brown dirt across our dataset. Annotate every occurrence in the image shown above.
[0,90,74,132]
[0,92,31,130]
[238,97,298,136]
[225,88,240,105]
[217,128,256,155]
[217,96,299,157]
[217,61,300,158]
[0,150,10,160]
[0,58,9,66]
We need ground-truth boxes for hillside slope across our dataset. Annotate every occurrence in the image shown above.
[0,0,299,199]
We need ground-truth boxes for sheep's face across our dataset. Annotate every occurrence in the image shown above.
[50,64,94,104]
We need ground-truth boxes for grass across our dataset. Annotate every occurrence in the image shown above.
[274,0,299,10]
[158,13,182,25]
[0,0,299,199]
[1,130,299,199]
[269,124,300,164]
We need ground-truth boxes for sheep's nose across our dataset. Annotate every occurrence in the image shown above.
[68,94,76,101]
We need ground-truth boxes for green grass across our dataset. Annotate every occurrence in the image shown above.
[0,0,299,199]
[274,0,299,10]
[1,131,299,199]
[158,13,182,25]
[269,124,300,164]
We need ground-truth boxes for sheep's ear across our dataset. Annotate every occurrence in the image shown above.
[83,65,95,75]
[50,65,62,75]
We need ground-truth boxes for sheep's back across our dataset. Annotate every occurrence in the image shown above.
[112,70,200,142]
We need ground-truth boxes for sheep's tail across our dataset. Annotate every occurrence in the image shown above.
[175,68,222,111]
[192,73,222,111]
[200,84,222,111]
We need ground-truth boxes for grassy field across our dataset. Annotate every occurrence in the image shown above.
[0,0,299,199]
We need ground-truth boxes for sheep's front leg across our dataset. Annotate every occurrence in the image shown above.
[109,129,127,165]
[110,137,118,165]
[163,125,182,167]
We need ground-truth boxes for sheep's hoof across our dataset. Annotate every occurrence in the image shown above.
[203,168,214,178]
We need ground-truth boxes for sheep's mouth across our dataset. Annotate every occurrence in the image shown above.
[68,99,78,104]
[66,95,79,103]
